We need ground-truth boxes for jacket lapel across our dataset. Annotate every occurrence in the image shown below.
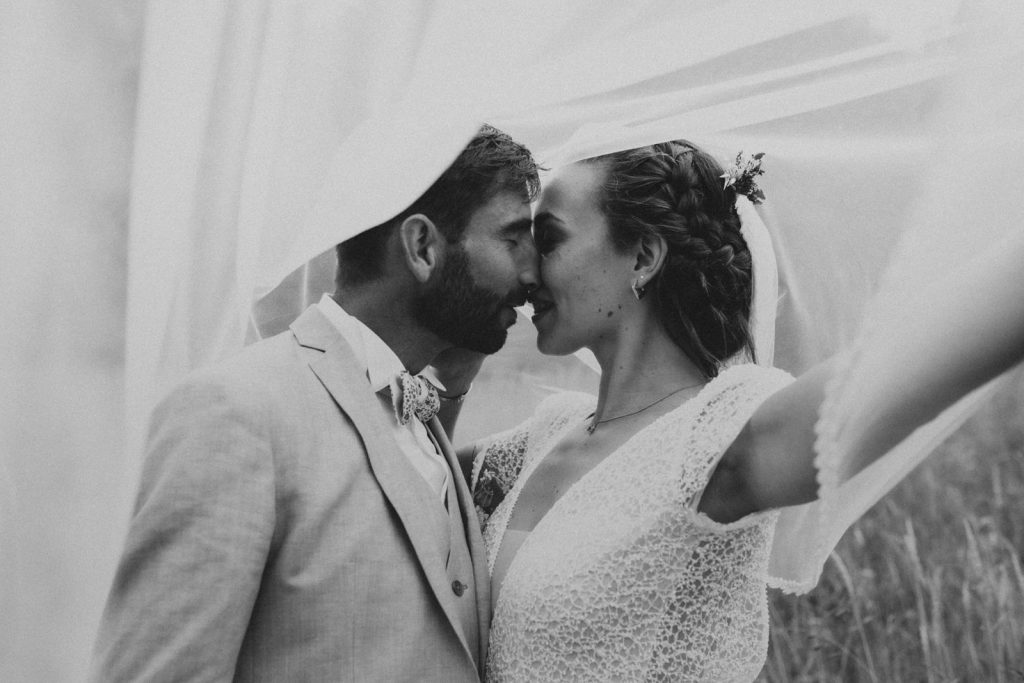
[427,417,492,671]
[289,307,479,666]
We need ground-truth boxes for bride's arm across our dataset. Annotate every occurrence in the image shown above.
[702,231,1024,524]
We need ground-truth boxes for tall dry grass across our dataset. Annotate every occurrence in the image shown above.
[759,371,1024,682]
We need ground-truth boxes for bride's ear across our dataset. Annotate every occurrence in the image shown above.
[633,233,668,282]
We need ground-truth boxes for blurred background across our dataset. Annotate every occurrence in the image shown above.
[0,2,140,679]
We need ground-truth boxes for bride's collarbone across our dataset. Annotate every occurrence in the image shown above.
[506,420,645,532]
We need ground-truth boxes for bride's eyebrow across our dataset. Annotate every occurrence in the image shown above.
[533,210,561,226]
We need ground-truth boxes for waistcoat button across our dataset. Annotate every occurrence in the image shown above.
[451,580,466,597]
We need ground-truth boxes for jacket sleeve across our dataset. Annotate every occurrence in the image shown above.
[90,373,277,682]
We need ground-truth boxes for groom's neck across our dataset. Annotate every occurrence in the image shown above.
[331,287,445,374]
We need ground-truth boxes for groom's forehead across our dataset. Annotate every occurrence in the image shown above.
[464,190,533,235]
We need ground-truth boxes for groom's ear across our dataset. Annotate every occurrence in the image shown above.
[397,213,444,283]
[633,233,668,280]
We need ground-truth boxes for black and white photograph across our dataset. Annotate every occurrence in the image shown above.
[2,1,1023,680]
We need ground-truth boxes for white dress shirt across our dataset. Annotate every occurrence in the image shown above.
[317,294,450,502]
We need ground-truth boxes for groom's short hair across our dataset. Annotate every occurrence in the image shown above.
[335,124,540,287]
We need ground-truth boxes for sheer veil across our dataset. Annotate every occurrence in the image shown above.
[733,196,778,369]
[778,0,1024,591]
[127,0,1023,591]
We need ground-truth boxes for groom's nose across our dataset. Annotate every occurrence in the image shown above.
[516,233,540,290]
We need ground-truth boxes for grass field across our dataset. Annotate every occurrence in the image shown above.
[759,370,1024,682]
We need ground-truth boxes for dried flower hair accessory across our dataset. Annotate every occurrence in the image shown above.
[720,151,766,205]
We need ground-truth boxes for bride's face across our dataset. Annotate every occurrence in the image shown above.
[530,162,637,355]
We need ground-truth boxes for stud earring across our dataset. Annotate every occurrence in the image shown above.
[631,275,647,301]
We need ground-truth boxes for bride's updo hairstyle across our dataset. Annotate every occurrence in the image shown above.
[585,140,754,378]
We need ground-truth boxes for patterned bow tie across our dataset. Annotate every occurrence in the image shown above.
[383,371,441,425]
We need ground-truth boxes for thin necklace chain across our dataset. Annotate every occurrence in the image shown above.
[585,381,704,435]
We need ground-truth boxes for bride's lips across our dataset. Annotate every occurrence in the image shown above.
[530,298,554,323]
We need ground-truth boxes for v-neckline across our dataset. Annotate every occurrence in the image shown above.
[489,378,720,588]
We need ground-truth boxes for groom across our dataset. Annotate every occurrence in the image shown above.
[90,125,540,682]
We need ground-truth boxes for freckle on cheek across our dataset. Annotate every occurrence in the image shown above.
[607,311,613,317]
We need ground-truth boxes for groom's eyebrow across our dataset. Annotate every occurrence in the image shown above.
[499,217,534,237]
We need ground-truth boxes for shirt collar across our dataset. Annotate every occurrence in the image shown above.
[316,294,405,393]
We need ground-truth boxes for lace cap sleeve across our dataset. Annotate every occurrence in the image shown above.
[678,364,796,515]
[471,391,593,524]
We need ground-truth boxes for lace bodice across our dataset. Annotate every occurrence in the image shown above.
[471,364,794,682]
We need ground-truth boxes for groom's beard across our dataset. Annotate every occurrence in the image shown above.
[415,244,519,354]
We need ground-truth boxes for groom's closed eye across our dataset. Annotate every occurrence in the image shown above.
[500,219,535,248]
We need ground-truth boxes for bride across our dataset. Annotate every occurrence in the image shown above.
[442,140,1024,681]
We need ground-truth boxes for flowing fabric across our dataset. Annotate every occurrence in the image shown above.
[789,1,1024,592]
[133,0,969,428]
[734,196,778,368]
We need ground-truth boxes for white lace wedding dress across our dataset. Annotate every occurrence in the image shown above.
[471,364,794,682]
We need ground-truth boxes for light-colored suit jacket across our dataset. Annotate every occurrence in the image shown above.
[91,306,490,682]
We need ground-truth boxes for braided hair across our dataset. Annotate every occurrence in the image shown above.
[584,140,754,378]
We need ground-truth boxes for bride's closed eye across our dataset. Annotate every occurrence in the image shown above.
[536,234,560,257]
[534,216,565,257]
